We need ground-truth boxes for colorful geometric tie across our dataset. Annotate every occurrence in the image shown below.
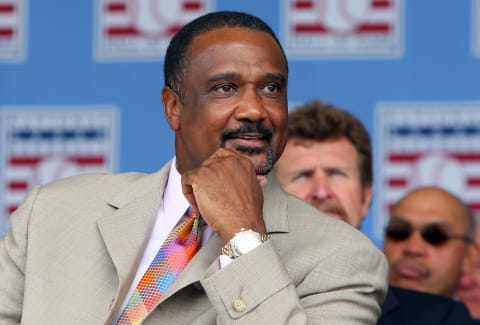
[116,207,202,324]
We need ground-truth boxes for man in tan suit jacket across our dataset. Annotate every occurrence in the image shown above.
[0,11,388,324]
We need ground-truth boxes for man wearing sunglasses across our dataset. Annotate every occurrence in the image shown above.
[274,101,475,324]
[384,186,477,297]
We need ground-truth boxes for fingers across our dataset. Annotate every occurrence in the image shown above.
[180,148,266,239]
[257,175,268,187]
[200,148,242,167]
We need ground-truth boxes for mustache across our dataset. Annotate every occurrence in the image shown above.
[221,123,273,142]
[313,201,347,220]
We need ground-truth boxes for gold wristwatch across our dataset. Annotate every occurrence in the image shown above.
[221,228,270,259]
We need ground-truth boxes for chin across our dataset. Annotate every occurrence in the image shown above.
[253,162,272,175]
[242,152,273,175]
[321,212,347,223]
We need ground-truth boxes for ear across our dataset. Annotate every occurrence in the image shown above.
[360,184,373,218]
[162,86,181,131]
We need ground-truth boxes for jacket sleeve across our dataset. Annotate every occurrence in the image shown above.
[201,235,389,324]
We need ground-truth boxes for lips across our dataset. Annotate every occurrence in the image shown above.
[393,260,430,280]
[228,133,266,147]
[221,124,273,158]
[397,264,427,279]
[239,133,263,139]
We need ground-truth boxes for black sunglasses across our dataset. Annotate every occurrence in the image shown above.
[385,217,473,246]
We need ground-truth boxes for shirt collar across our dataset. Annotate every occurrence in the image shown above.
[163,156,190,224]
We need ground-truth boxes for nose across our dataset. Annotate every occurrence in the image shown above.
[309,173,332,202]
[402,230,428,257]
[234,86,267,122]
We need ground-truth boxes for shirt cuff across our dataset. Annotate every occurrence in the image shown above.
[219,254,233,268]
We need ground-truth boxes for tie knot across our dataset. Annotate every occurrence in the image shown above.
[185,206,204,226]
[185,206,196,219]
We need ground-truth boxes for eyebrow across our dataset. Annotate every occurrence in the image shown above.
[264,72,287,85]
[207,72,287,85]
[390,215,452,227]
[207,72,241,83]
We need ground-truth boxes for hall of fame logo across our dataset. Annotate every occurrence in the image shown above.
[473,0,480,57]
[374,102,480,239]
[0,0,27,62]
[93,0,212,61]
[282,0,403,58]
[0,106,118,236]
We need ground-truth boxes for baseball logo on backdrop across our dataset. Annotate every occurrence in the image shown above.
[0,106,118,236]
[282,0,403,58]
[94,0,212,61]
[0,0,27,62]
[374,102,480,239]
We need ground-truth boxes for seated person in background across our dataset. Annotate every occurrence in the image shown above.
[274,100,475,324]
[385,186,476,297]
[456,220,480,322]
[384,186,478,323]
[274,101,372,229]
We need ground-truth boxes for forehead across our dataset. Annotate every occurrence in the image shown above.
[287,137,358,164]
[277,138,362,178]
[187,27,287,75]
[392,190,467,229]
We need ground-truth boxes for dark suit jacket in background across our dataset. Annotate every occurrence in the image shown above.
[378,285,475,324]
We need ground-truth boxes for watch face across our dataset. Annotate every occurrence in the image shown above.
[235,230,262,255]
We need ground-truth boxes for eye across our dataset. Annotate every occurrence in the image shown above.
[214,84,236,93]
[292,171,313,182]
[327,168,346,177]
[260,83,282,94]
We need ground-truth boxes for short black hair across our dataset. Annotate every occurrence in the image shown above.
[164,11,288,102]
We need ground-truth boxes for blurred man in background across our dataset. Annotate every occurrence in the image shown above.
[274,100,372,229]
[274,100,475,324]
[456,221,480,322]
[384,186,476,297]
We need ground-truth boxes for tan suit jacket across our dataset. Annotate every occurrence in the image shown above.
[0,160,388,324]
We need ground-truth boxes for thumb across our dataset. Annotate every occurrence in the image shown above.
[257,175,267,187]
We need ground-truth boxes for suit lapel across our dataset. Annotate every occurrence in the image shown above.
[160,233,223,302]
[262,172,289,234]
[378,288,403,325]
[381,289,400,314]
[98,161,171,320]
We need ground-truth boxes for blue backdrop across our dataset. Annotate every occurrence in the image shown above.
[1,0,480,248]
